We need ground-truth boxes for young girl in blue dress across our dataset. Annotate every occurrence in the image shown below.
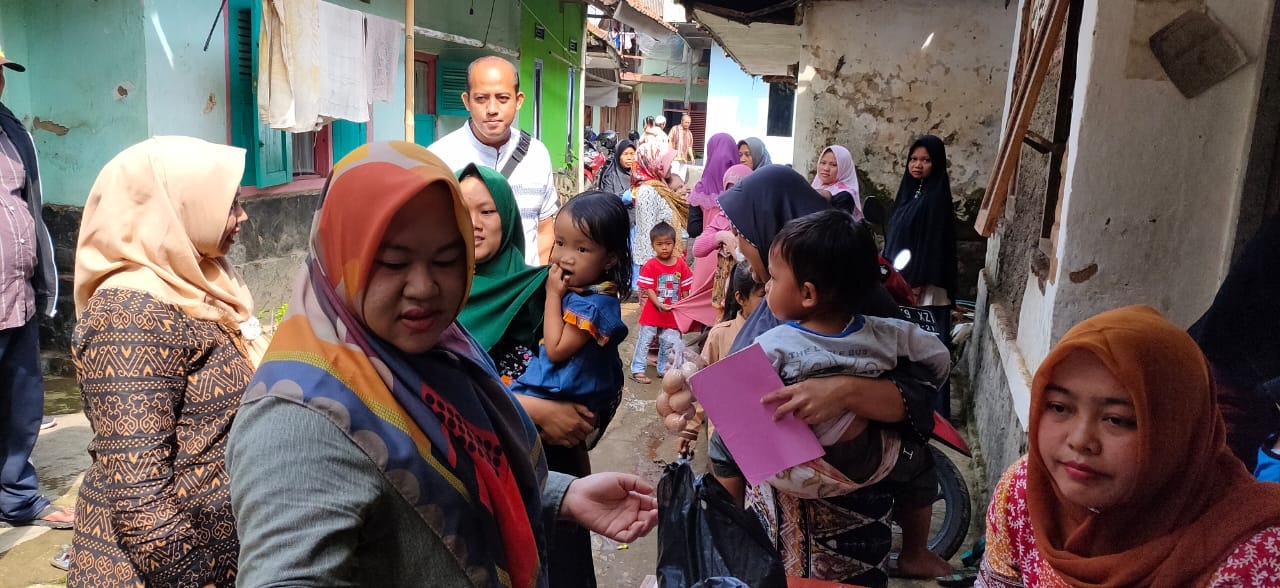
[509,190,633,587]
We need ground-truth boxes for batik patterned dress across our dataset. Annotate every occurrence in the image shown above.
[977,458,1280,588]
[68,288,252,588]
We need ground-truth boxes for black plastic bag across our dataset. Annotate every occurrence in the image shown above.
[655,460,787,588]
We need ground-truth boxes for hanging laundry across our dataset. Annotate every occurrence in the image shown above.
[365,14,402,103]
[259,0,323,132]
[317,2,369,123]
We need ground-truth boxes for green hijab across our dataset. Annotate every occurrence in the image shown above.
[456,164,549,351]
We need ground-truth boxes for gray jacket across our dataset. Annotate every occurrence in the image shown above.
[228,396,572,587]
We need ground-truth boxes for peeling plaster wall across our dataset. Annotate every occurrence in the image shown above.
[7,0,149,206]
[795,0,1016,206]
[970,0,1276,481]
[1022,0,1275,361]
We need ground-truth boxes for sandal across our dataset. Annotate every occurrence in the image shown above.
[630,372,652,384]
[0,504,75,530]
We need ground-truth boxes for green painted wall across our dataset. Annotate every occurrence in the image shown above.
[517,0,585,170]
[0,0,149,206]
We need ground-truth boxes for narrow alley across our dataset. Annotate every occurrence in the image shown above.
[1,0,1278,586]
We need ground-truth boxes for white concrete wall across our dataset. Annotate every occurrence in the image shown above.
[969,0,1276,484]
[1017,0,1275,373]
[705,45,793,165]
[794,0,1016,201]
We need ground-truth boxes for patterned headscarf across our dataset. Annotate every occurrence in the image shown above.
[1028,305,1280,586]
[632,142,689,236]
[246,141,548,587]
[631,141,677,185]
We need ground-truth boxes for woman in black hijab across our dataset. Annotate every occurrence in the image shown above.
[596,139,635,197]
[689,165,941,586]
[884,135,958,306]
[1189,214,1280,471]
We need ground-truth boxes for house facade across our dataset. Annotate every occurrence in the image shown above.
[0,0,587,368]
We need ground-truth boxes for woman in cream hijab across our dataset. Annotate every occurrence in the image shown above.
[67,136,262,587]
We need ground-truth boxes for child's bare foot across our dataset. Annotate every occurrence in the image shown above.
[894,547,954,578]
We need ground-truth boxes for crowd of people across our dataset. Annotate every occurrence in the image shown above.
[1,50,1278,588]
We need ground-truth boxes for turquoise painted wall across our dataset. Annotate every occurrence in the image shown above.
[0,2,32,119]
[518,0,585,170]
[145,0,406,144]
[0,0,149,206]
[637,81,708,121]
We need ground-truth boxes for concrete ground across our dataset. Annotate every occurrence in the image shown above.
[0,304,986,588]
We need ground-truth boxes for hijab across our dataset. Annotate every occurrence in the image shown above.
[720,164,901,352]
[249,141,547,587]
[633,141,689,233]
[456,164,549,351]
[597,140,634,196]
[74,136,261,357]
[690,133,738,208]
[811,145,862,216]
[719,164,827,263]
[883,134,957,300]
[722,164,752,190]
[739,137,773,170]
[632,141,677,185]
[1189,214,1280,396]
[1027,305,1280,587]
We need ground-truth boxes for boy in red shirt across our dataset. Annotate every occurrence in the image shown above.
[630,222,691,384]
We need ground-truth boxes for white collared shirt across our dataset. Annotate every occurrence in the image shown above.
[430,122,558,266]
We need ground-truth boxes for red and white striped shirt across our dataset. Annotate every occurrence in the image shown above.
[0,128,36,329]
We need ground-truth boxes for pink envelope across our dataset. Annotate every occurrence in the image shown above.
[688,343,825,486]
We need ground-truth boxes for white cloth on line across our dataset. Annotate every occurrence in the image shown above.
[259,0,323,132]
[317,2,369,123]
[364,14,401,104]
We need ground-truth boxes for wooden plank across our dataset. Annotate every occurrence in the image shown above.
[974,0,1070,237]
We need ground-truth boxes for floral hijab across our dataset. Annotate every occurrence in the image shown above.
[632,141,689,234]
[246,141,548,587]
[632,141,677,185]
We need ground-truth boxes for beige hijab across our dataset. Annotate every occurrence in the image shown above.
[74,136,262,362]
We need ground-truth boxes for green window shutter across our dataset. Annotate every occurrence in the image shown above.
[227,0,257,185]
[436,61,469,117]
[228,0,292,187]
[248,0,292,187]
[331,119,367,163]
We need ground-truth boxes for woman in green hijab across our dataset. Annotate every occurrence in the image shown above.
[457,164,602,587]
[456,163,548,382]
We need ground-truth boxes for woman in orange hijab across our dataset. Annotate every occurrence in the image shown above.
[977,305,1280,587]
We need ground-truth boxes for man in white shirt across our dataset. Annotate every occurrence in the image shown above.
[429,56,558,266]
